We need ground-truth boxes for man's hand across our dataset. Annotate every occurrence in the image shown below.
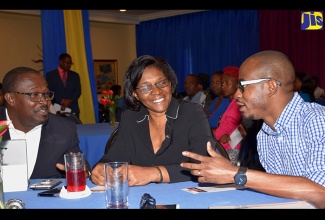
[90,163,105,186]
[61,99,73,109]
[181,141,237,184]
[56,163,65,171]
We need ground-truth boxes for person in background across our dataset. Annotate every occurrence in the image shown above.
[293,71,314,102]
[0,82,4,106]
[45,53,81,118]
[310,75,325,100]
[207,70,230,130]
[110,84,127,121]
[237,118,265,171]
[183,73,213,114]
[0,66,90,179]
[90,55,217,186]
[214,66,243,165]
[198,72,211,98]
[181,50,325,209]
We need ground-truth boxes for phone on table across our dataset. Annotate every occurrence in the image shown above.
[37,186,64,197]
[29,179,62,190]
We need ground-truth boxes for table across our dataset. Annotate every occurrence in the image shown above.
[4,178,313,209]
[76,123,116,168]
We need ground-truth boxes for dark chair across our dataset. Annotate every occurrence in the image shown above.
[215,140,230,161]
[211,129,230,161]
[104,127,119,154]
[57,112,82,124]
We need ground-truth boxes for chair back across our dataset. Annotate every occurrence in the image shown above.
[57,112,82,124]
[104,127,119,154]
[211,129,230,161]
[215,140,230,161]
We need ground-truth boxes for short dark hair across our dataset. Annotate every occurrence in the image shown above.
[186,74,202,85]
[124,55,178,110]
[59,53,71,61]
[2,66,40,94]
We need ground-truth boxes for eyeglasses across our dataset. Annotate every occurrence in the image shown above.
[237,78,282,93]
[11,91,55,102]
[136,79,170,94]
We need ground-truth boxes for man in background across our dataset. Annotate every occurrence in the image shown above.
[183,73,213,114]
[45,53,81,118]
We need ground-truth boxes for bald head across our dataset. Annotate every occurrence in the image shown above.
[240,50,295,92]
[236,50,296,127]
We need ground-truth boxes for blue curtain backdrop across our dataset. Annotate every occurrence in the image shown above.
[41,10,99,123]
[136,10,259,93]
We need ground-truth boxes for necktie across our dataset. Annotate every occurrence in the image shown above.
[62,71,67,87]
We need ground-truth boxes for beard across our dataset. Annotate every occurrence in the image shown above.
[242,116,255,129]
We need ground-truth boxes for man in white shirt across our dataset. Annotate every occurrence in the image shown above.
[0,66,89,179]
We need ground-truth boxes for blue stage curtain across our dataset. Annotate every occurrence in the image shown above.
[136,10,259,93]
[41,10,98,123]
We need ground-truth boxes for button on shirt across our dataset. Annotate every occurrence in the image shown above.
[257,92,325,186]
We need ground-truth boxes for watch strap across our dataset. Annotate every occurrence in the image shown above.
[237,166,248,175]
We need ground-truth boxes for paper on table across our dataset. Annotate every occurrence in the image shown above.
[229,127,243,149]
[53,103,71,113]
[90,185,106,193]
[182,183,238,194]
[209,200,316,209]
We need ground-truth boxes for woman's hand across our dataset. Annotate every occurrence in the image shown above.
[128,165,169,186]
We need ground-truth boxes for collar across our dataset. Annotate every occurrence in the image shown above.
[261,93,302,136]
[136,97,180,123]
[6,111,43,135]
[58,67,67,75]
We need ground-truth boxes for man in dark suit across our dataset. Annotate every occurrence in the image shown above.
[45,53,81,118]
[0,66,89,179]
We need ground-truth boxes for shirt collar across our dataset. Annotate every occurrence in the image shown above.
[261,93,302,136]
[136,97,180,123]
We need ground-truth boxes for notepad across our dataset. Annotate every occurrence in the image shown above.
[1,139,28,192]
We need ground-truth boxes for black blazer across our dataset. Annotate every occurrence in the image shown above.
[45,68,81,114]
[0,106,82,179]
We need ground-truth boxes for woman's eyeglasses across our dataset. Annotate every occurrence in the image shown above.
[136,79,170,94]
[237,78,281,93]
[11,91,55,102]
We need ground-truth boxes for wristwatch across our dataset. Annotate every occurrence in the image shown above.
[234,166,248,187]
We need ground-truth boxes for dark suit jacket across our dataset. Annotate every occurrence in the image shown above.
[45,68,81,115]
[0,106,82,179]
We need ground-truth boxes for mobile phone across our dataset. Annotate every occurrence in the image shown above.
[37,187,63,197]
[29,179,62,190]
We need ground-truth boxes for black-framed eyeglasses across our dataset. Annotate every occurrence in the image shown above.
[237,78,282,93]
[136,79,170,94]
[11,91,55,102]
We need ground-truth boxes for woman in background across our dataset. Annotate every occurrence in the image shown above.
[214,66,243,165]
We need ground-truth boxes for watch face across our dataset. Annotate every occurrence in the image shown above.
[235,174,247,186]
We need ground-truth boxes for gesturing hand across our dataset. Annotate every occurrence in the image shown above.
[180,141,237,184]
